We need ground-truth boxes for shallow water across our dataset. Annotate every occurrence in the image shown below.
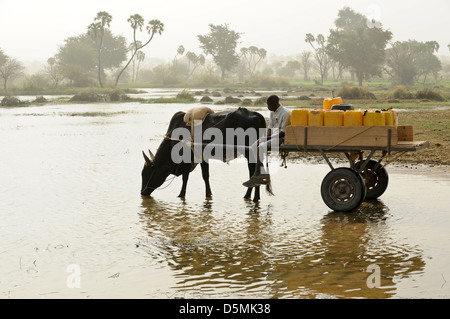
[0,100,449,299]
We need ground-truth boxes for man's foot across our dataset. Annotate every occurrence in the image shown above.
[250,174,270,185]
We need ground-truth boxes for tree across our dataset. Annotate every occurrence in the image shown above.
[240,46,267,79]
[198,24,241,80]
[134,51,145,83]
[185,51,205,80]
[0,55,24,90]
[115,15,164,86]
[278,60,301,78]
[416,41,441,84]
[173,45,185,67]
[45,57,64,87]
[385,40,442,85]
[305,33,330,85]
[300,51,312,81]
[0,49,6,66]
[57,31,127,87]
[88,11,112,87]
[327,7,392,86]
[128,41,142,82]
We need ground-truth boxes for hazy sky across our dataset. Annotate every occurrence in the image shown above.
[1,0,449,66]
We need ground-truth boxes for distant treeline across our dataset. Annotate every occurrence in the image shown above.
[1,7,450,92]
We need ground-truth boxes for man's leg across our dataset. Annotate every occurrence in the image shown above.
[243,140,270,187]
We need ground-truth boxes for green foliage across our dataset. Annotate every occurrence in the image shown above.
[385,40,442,85]
[327,7,392,86]
[57,30,127,87]
[414,88,445,101]
[115,15,164,86]
[392,85,414,99]
[69,88,127,102]
[198,24,241,80]
[305,33,330,85]
[176,90,195,101]
[240,46,267,79]
[337,85,376,99]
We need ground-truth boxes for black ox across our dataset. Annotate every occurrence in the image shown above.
[141,107,271,202]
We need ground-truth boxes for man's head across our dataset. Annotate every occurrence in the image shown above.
[267,95,280,112]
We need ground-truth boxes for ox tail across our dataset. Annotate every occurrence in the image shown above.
[265,162,274,196]
[266,180,274,196]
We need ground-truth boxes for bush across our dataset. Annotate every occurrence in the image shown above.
[337,85,376,99]
[414,88,445,101]
[224,96,242,104]
[176,90,195,101]
[1,96,24,106]
[392,85,414,99]
[253,96,268,105]
[200,95,213,103]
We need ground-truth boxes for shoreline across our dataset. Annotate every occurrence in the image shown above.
[1,90,449,168]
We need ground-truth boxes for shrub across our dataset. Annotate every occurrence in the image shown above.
[253,96,268,105]
[392,85,414,99]
[248,76,289,89]
[176,90,195,101]
[224,96,242,104]
[200,95,213,103]
[337,85,376,99]
[1,96,23,106]
[414,88,445,101]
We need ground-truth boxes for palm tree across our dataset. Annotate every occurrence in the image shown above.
[134,51,145,82]
[115,15,164,87]
[88,11,112,88]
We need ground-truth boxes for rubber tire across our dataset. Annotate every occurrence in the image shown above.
[321,168,366,212]
[354,159,389,200]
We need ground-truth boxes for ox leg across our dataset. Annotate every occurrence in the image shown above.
[245,162,261,202]
[178,172,189,198]
[201,161,212,199]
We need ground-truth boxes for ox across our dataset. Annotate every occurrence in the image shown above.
[141,107,271,202]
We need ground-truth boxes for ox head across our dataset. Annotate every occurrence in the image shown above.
[140,149,171,196]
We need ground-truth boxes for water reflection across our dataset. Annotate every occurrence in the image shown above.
[139,198,425,298]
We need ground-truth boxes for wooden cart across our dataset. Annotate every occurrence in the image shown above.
[279,125,430,212]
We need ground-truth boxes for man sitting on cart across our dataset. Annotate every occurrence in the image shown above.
[243,94,291,187]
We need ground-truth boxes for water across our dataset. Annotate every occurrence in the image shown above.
[0,99,449,299]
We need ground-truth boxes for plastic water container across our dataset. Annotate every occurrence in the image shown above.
[343,110,363,126]
[308,109,324,126]
[323,97,343,110]
[291,109,309,126]
[324,110,344,126]
[363,110,385,126]
[382,109,396,126]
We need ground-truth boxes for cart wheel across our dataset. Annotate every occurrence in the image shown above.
[354,159,389,200]
[321,168,366,212]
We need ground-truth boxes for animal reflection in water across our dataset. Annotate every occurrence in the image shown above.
[139,198,425,298]
[140,107,271,202]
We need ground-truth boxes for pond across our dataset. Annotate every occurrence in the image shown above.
[0,100,449,298]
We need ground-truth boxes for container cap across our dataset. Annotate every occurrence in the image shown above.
[331,104,354,111]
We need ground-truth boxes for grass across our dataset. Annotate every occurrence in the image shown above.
[395,109,450,165]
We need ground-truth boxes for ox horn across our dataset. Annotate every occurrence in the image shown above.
[143,151,151,166]
[148,149,155,161]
